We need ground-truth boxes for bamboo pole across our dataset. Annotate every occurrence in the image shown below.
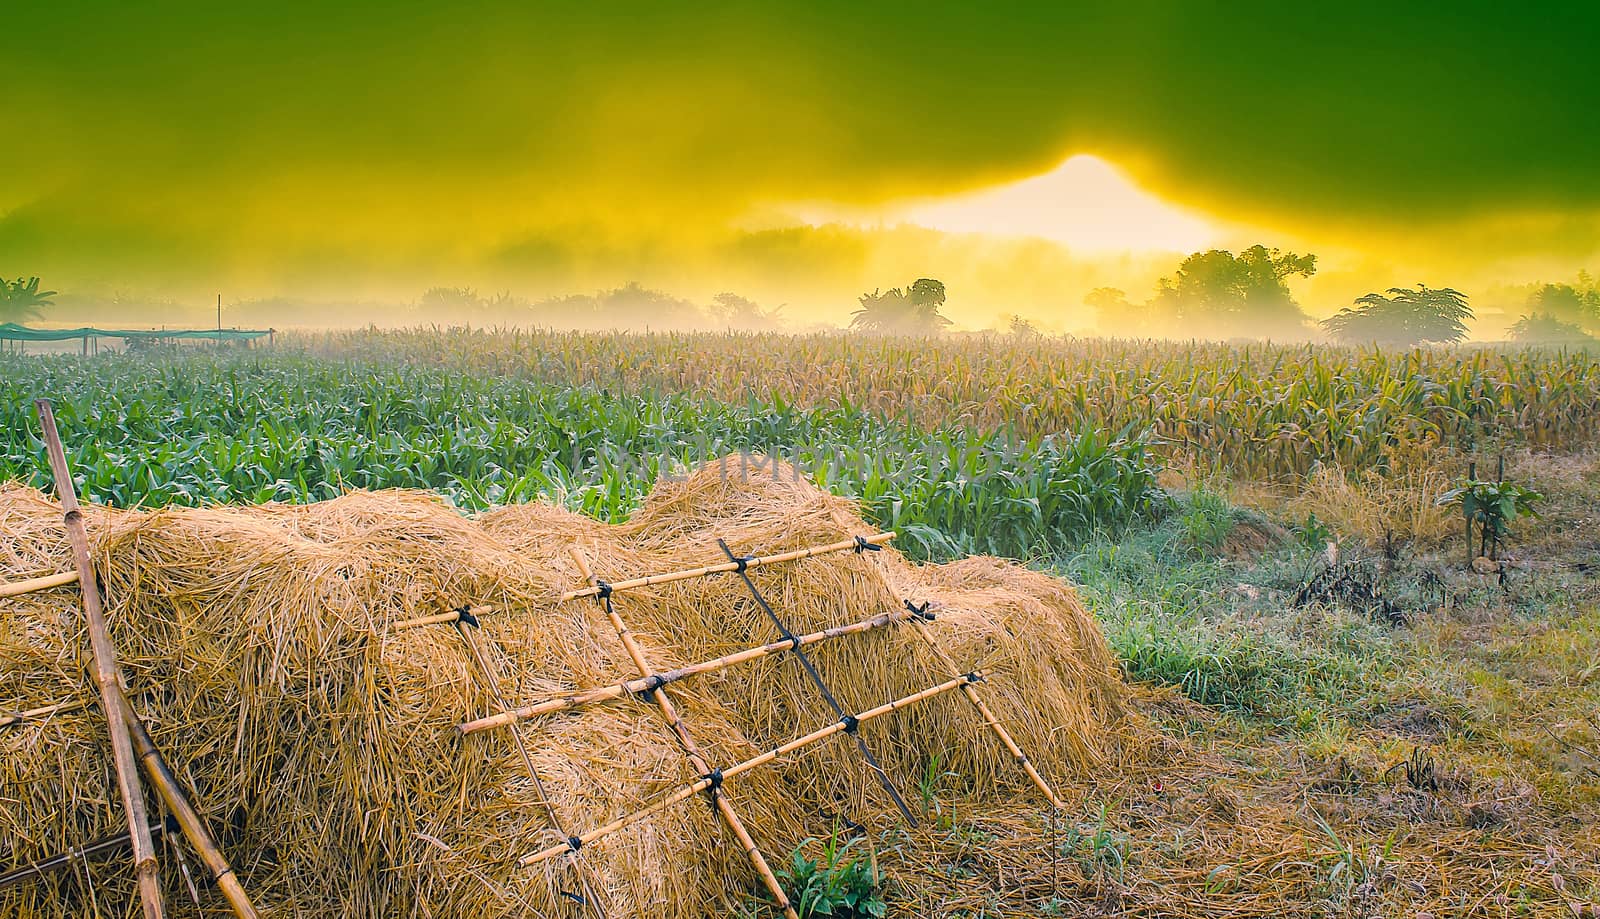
[121,698,261,919]
[521,670,984,867]
[559,533,895,601]
[36,398,165,919]
[459,606,917,735]
[570,547,798,919]
[393,605,493,631]
[0,569,80,598]
[716,538,915,824]
[902,601,1064,809]
[448,608,606,918]
[0,819,174,892]
[0,698,92,729]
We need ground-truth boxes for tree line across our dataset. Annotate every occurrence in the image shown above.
[7,260,1599,345]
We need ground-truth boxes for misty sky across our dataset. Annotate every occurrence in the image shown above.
[5,2,1598,328]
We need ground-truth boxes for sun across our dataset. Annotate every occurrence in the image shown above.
[892,154,1217,253]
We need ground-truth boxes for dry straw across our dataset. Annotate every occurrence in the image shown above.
[1,454,1124,917]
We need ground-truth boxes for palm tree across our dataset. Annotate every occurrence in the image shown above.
[1322,284,1471,346]
[0,277,57,324]
[850,279,950,335]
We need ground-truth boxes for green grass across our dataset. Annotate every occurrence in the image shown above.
[0,351,1160,561]
[1062,494,1394,719]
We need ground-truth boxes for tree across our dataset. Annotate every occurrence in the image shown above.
[850,278,950,335]
[419,286,485,315]
[1084,287,1133,334]
[0,277,56,323]
[1003,313,1040,338]
[1151,245,1317,339]
[1507,311,1596,346]
[1322,284,1472,346]
[1523,282,1600,334]
[709,292,784,331]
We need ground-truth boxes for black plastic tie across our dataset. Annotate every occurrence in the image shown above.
[594,581,613,600]
[456,606,480,628]
[566,836,583,852]
[840,714,861,734]
[560,891,586,905]
[733,555,752,573]
[787,633,803,652]
[964,671,983,684]
[904,600,935,621]
[853,536,881,553]
[701,767,725,804]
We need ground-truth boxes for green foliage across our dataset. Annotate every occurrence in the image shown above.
[1437,479,1543,542]
[1057,801,1130,883]
[1151,245,1317,340]
[0,277,57,323]
[1068,512,1391,716]
[1296,512,1334,551]
[850,279,950,335]
[1322,284,1472,346]
[1180,487,1234,553]
[778,832,886,918]
[0,352,1159,561]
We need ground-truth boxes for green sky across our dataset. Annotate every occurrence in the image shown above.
[5,1,1598,323]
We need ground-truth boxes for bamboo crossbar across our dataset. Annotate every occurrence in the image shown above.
[38,399,165,919]
[520,670,985,867]
[0,569,79,599]
[558,532,895,601]
[571,547,797,919]
[458,606,917,735]
[0,698,92,729]
[393,605,493,631]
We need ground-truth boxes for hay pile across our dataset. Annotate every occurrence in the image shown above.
[1,457,1124,917]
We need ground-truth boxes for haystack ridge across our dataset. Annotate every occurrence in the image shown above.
[1,456,1124,917]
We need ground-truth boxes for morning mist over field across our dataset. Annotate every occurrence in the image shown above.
[4,3,1599,338]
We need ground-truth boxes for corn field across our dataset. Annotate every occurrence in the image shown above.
[304,328,1600,480]
[0,353,1158,560]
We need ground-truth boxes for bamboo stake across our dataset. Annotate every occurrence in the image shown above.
[121,698,261,919]
[0,569,79,598]
[569,547,798,919]
[0,819,174,892]
[716,538,915,824]
[393,605,493,631]
[36,398,165,919]
[0,698,92,729]
[559,533,895,601]
[458,606,918,735]
[902,601,1064,809]
[448,607,606,918]
[521,670,984,867]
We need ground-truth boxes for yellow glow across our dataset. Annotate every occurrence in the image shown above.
[880,154,1218,253]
